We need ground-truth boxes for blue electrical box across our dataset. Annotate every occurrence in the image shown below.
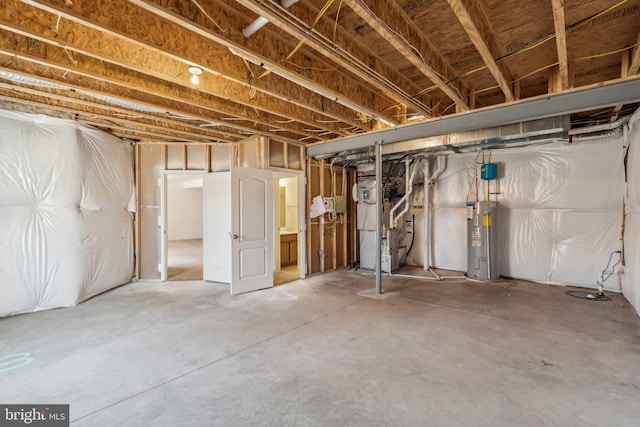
[481,163,497,180]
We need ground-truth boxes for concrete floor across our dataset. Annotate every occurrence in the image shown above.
[1,270,639,426]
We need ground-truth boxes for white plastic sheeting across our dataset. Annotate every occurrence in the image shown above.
[430,137,625,291]
[0,109,135,316]
[622,109,640,316]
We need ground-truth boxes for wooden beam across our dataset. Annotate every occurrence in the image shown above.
[630,29,640,76]
[0,81,241,142]
[551,0,569,91]
[127,0,383,124]
[610,51,630,122]
[232,0,431,118]
[342,0,469,111]
[302,0,430,107]
[0,31,313,143]
[548,65,561,93]
[0,1,354,137]
[0,93,213,142]
[20,0,371,129]
[469,87,477,109]
[446,0,514,101]
[0,58,301,144]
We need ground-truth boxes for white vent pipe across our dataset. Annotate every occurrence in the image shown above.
[423,157,446,271]
[243,0,299,38]
[389,160,417,229]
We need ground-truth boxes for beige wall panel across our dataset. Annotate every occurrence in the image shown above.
[269,140,285,168]
[187,145,207,170]
[166,144,184,170]
[138,144,162,280]
[288,145,302,171]
[211,144,233,172]
[239,138,259,169]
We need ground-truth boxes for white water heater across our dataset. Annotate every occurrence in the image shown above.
[466,201,500,281]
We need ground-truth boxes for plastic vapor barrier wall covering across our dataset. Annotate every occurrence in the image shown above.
[622,108,640,316]
[431,137,624,291]
[0,109,135,317]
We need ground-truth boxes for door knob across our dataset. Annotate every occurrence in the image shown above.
[232,234,239,239]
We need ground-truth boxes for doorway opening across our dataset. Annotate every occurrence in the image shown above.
[164,173,205,281]
[274,171,305,285]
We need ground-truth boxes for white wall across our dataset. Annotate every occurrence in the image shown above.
[167,175,203,240]
[283,176,298,232]
[622,109,640,316]
[424,137,625,291]
[0,109,135,316]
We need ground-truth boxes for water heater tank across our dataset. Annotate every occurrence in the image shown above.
[466,201,500,281]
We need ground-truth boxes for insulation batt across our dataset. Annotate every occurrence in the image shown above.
[622,108,640,316]
[431,137,625,291]
[0,109,135,317]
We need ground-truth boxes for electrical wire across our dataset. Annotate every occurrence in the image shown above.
[464,36,639,97]
[280,0,335,66]
[190,0,225,33]
[601,251,623,283]
[284,61,339,72]
[575,41,640,61]
[406,214,416,256]
[466,151,482,203]
[333,0,344,43]
[411,0,631,101]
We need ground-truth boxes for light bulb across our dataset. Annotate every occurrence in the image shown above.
[188,66,203,85]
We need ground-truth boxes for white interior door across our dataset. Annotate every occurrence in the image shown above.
[203,172,231,283]
[231,167,274,295]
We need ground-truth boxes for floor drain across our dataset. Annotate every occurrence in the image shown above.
[565,290,611,301]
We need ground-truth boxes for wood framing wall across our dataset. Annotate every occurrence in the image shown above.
[306,159,357,275]
[135,138,305,280]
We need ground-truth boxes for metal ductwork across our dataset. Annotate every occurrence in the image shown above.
[326,116,570,164]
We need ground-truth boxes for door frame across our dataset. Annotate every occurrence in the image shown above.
[271,167,306,280]
[160,170,208,281]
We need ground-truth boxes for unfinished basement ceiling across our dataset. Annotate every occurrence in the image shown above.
[0,0,638,145]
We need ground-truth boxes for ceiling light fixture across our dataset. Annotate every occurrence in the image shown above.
[242,0,299,38]
[188,66,202,85]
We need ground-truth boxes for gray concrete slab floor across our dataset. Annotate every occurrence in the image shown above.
[1,270,639,426]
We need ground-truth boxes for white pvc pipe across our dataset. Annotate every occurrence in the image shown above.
[242,16,269,38]
[423,157,445,273]
[319,216,325,273]
[242,0,299,38]
[389,161,417,228]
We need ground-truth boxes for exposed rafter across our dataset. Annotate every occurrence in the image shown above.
[445,0,514,101]
[551,0,569,91]
[0,50,300,143]
[1,0,351,139]
[0,0,632,145]
[127,0,386,124]
[20,0,369,131]
[342,0,469,112]
[232,0,431,119]
[630,29,640,76]
[0,84,239,143]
